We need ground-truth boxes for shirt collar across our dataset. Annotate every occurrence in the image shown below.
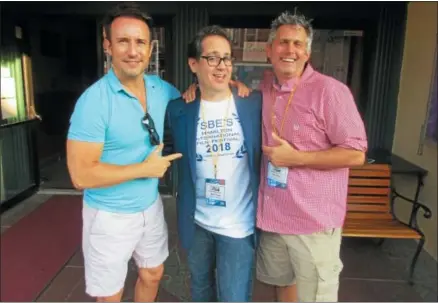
[272,63,315,92]
[106,68,154,94]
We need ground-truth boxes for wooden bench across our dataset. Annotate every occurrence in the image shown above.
[342,164,432,284]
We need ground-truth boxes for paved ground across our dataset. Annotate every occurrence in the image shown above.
[2,193,437,302]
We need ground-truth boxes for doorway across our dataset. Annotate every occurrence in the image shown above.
[33,14,98,190]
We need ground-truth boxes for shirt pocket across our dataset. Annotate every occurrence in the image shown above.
[288,111,325,147]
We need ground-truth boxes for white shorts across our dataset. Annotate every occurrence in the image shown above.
[82,196,169,297]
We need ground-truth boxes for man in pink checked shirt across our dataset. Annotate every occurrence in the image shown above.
[255,12,368,302]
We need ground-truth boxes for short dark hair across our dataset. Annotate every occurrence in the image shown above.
[102,2,153,40]
[187,25,232,59]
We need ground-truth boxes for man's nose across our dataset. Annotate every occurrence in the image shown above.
[127,42,138,56]
[285,41,296,53]
[216,58,226,69]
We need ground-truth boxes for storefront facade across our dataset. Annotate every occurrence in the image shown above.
[1,2,408,207]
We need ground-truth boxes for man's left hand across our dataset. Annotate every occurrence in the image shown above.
[262,133,303,167]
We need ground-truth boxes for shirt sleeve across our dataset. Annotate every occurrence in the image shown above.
[163,80,181,100]
[323,82,368,152]
[67,86,108,143]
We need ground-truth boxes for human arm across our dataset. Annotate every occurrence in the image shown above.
[297,147,365,169]
[263,83,367,169]
[66,87,181,189]
[67,141,181,189]
[262,133,364,168]
[230,79,252,96]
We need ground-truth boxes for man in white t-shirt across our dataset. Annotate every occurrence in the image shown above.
[166,25,262,302]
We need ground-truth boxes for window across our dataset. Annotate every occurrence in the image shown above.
[0,47,26,125]
[148,27,166,77]
[225,27,364,104]
[1,67,18,120]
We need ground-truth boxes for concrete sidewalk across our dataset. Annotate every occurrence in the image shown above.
[2,193,436,302]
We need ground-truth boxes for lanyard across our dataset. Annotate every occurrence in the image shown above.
[200,96,232,179]
[270,81,300,137]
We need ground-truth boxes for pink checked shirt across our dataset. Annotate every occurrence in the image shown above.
[257,64,368,235]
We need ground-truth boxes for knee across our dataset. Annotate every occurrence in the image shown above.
[138,264,164,286]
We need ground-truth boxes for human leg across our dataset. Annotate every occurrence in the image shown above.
[276,284,298,302]
[132,196,169,302]
[215,233,255,302]
[82,202,144,301]
[186,224,217,302]
[256,231,297,302]
[282,228,343,302]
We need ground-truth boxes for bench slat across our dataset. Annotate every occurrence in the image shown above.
[349,170,391,177]
[343,230,421,239]
[350,164,390,171]
[347,204,389,213]
[347,195,389,204]
[348,178,391,186]
[348,187,390,195]
[345,212,392,220]
[345,220,403,228]
[343,218,420,239]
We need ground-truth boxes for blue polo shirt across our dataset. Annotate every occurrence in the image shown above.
[68,69,180,213]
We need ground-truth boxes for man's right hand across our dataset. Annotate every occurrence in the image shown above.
[230,80,252,97]
[142,144,182,178]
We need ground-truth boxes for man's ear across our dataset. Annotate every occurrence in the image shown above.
[305,50,311,63]
[104,39,112,56]
[188,58,198,74]
[265,43,272,62]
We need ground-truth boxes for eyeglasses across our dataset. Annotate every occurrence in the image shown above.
[201,56,234,67]
[141,112,160,146]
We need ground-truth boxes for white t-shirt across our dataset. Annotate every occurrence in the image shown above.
[195,96,254,238]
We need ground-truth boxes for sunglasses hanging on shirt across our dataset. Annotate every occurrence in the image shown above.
[141,112,160,146]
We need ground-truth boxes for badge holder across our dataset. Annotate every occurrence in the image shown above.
[267,162,288,189]
[205,178,226,207]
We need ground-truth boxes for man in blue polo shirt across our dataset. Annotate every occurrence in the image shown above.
[66,3,182,302]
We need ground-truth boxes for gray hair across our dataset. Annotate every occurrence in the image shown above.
[268,11,314,53]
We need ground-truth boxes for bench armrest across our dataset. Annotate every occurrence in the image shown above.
[391,188,432,230]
